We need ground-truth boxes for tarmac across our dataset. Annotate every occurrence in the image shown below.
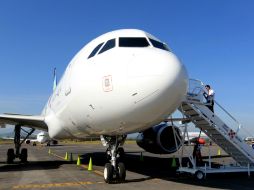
[0,142,254,190]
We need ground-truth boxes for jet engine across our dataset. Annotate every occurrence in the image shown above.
[136,123,182,154]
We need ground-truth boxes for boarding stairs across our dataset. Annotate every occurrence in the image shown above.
[178,79,254,167]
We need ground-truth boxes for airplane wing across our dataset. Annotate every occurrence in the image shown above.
[0,113,48,131]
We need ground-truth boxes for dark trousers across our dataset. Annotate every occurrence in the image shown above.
[206,100,214,113]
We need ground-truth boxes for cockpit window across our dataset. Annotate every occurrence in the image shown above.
[149,38,170,52]
[119,37,150,47]
[98,39,115,54]
[88,42,104,59]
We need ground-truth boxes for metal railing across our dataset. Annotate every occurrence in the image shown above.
[187,79,243,136]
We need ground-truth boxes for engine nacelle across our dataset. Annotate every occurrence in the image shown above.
[136,123,182,154]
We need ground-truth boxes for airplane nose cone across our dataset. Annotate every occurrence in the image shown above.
[149,51,188,112]
[128,50,188,101]
[127,50,187,79]
[127,50,188,127]
[158,52,188,100]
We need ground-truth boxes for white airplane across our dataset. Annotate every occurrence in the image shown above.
[2,131,57,146]
[25,131,58,146]
[0,29,188,183]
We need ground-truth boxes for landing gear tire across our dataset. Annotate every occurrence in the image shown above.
[20,148,28,163]
[7,148,15,164]
[104,163,114,183]
[117,162,126,182]
[195,170,204,180]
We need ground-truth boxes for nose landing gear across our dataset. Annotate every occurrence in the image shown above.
[102,135,127,183]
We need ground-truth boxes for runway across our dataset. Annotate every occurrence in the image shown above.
[0,142,253,190]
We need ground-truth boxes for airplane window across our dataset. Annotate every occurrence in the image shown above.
[98,39,115,54]
[88,42,104,59]
[119,37,150,47]
[149,38,170,52]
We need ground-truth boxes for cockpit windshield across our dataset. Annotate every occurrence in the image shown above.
[88,39,116,59]
[88,35,171,60]
[88,42,104,59]
[98,39,115,54]
[149,38,170,52]
[119,37,150,47]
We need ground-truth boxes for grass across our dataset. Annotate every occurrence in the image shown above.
[0,139,13,144]
[0,138,137,145]
[59,139,136,145]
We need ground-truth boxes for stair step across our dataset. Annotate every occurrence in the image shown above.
[197,125,214,130]
[195,120,209,125]
[214,139,231,143]
[212,136,225,139]
[203,130,215,135]
[184,110,198,116]
[207,132,221,136]
[191,116,203,121]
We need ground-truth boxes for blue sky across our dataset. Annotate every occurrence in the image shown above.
[0,0,253,134]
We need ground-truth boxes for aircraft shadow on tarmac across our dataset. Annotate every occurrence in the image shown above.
[79,151,254,190]
[0,160,68,172]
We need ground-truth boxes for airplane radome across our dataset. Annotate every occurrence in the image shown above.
[0,29,188,183]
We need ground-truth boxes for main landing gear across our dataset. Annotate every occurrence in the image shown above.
[7,125,35,164]
[101,135,127,183]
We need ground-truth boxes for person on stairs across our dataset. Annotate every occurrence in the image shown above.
[203,84,215,112]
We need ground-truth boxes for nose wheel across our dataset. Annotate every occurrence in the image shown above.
[103,161,126,183]
[117,162,126,182]
[102,135,127,183]
[104,163,113,183]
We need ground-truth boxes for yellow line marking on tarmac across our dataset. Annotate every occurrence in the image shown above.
[12,150,105,189]
[50,152,65,160]
[49,151,104,177]
[12,181,104,189]
[80,165,104,176]
[93,170,104,176]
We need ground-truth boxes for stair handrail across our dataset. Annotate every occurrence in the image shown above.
[188,78,242,134]
[214,100,241,133]
[188,78,205,96]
